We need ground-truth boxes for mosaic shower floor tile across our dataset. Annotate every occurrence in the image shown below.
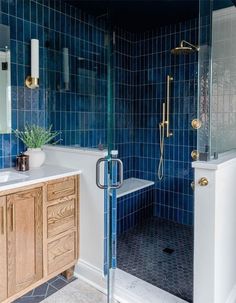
[117,217,193,302]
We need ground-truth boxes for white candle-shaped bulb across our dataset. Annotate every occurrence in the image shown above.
[63,48,69,86]
[31,39,39,79]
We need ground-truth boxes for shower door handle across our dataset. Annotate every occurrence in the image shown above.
[110,158,123,189]
[96,157,124,189]
[96,158,109,189]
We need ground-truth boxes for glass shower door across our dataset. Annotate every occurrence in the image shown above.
[96,28,123,303]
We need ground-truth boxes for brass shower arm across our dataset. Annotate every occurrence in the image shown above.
[180,40,200,51]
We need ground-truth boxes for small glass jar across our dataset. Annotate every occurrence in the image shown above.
[16,154,29,171]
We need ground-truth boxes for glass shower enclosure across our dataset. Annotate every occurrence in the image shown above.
[46,0,236,302]
[198,0,236,159]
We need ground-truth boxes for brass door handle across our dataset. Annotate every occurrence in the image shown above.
[198,177,209,186]
[0,207,4,235]
[9,204,14,232]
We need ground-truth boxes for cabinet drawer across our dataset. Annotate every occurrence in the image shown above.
[47,198,76,238]
[47,177,76,201]
[47,232,76,275]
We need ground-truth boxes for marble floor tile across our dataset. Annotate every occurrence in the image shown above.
[42,279,109,303]
[14,275,76,303]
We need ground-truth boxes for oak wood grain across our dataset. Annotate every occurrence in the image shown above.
[47,177,76,201]
[7,188,43,297]
[47,198,76,238]
[47,232,76,274]
[0,174,80,303]
[0,197,7,302]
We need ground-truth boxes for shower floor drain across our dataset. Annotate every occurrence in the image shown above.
[163,248,175,254]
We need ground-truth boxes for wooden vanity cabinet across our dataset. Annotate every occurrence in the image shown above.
[7,188,43,297]
[0,197,7,302]
[45,176,79,276]
[0,175,79,303]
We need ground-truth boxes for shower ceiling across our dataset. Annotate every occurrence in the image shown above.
[65,0,199,31]
[65,0,235,31]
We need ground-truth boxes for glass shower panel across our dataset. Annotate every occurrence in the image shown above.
[197,0,213,160]
[211,2,236,154]
[47,11,108,149]
[198,0,236,159]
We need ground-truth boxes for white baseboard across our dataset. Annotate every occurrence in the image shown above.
[226,284,236,303]
[75,259,107,294]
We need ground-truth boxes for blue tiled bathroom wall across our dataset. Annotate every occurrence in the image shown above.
[1,0,197,226]
[47,8,108,147]
[132,20,198,225]
[114,29,135,180]
[117,188,154,235]
[115,20,198,228]
[0,0,49,168]
[0,0,108,168]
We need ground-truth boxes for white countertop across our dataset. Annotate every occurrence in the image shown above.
[44,144,108,157]
[0,165,82,192]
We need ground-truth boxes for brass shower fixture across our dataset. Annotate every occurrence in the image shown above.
[191,119,202,129]
[191,150,200,161]
[158,75,173,181]
[159,75,174,138]
[171,40,200,55]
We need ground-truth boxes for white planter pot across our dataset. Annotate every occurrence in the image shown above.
[25,148,46,168]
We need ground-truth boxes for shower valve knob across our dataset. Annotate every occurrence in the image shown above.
[198,177,209,187]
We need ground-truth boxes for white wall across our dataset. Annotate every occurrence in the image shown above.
[44,145,107,287]
[193,151,236,303]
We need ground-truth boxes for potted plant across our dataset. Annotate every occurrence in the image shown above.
[14,124,60,168]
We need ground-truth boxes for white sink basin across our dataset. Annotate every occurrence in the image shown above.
[0,171,28,183]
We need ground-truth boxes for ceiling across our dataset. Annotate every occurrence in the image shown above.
[65,0,235,32]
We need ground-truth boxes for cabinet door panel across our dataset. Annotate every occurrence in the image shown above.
[7,188,43,297]
[0,197,7,302]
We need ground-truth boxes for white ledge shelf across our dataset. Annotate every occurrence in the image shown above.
[192,150,236,170]
[116,177,154,198]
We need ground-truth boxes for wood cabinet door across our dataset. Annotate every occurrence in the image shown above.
[0,196,7,302]
[7,188,43,297]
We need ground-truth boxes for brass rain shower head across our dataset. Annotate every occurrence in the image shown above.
[171,40,200,55]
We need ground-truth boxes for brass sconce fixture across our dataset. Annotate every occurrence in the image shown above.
[25,39,39,89]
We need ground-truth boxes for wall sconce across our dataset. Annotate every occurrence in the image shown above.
[25,39,39,89]
[63,47,69,91]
